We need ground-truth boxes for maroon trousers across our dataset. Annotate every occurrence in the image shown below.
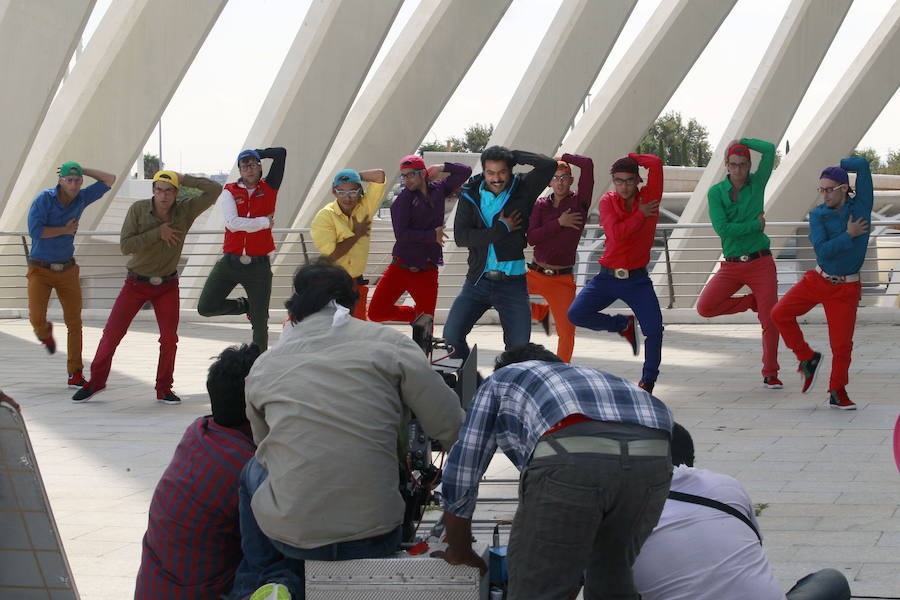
[88,277,179,393]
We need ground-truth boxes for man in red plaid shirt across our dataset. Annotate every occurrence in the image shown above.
[134,344,260,599]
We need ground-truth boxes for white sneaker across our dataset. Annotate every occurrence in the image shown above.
[249,583,291,600]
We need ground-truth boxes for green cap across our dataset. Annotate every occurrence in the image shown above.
[59,161,83,178]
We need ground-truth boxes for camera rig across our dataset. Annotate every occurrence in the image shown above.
[400,314,478,542]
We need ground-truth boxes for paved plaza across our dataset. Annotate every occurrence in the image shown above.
[1,313,898,599]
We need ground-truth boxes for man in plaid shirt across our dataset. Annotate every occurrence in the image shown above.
[436,343,673,599]
[134,344,260,599]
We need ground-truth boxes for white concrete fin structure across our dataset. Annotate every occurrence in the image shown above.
[654,0,854,307]
[179,0,403,307]
[0,0,95,217]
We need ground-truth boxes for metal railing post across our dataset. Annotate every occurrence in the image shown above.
[662,229,675,309]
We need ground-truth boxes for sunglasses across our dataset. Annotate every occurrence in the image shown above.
[817,184,846,194]
[334,189,362,197]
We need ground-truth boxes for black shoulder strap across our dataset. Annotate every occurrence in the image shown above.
[667,490,762,544]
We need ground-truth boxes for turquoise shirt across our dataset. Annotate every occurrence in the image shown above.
[479,181,526,276]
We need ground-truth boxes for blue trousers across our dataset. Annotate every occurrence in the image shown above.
[443,275,531,361]
[229,457,401,599]
[568,272,664,383]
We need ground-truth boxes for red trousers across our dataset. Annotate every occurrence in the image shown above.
[352,281,368,320]
[771,270,860,391]
[697,255,780,377]
[88,277,180,393]
[528,270,577,362]
[368,263,439,323]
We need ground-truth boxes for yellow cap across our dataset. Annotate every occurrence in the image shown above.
[152,170,180,190]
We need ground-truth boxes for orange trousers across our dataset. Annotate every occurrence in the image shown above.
[27,264,83,374]
[352,282,369,320]
[527,269,576,362]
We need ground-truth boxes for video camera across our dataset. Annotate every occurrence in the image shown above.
[400,314,479,542]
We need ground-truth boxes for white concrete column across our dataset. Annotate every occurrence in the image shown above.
[489,0,637,153]
[0,0,226,236]
[274,0,512,282]
[179,0,403,306]
[763,3,900,228]
[559,0,736,181]
[0,0,95,216]
[652,0,853,307]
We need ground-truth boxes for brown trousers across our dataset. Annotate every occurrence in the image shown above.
[27,264,83,374]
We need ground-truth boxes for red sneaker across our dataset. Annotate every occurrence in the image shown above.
[763,376,783,389]
[619,315,640,356]
[828,388,856,410]
[798,352,822,394]
[67,369,87,389]
[40,322,56,355]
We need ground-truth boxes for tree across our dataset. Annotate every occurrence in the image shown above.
[416,123,494,155]
[143,153,160,179]
[636,111,711,166]
[880,149,900,175]
[851,147,882,171]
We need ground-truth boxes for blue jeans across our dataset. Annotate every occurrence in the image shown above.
[568,272,664,383]
[443,275,531,361]
[229,458,402,599]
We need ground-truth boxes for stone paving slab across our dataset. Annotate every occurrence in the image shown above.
[0,317,898,599]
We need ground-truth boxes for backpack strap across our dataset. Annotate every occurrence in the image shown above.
[667,490,762,544]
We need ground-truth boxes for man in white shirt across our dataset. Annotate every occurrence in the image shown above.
[633,424,851,600]
[198,147,286,350]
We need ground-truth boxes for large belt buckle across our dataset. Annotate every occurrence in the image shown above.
[149,276,163,285]
[739,254,750,262]
[544,268,556,276]
[614,268,629,279]
[826,274,841,285]
[50,263,65,272]
[239,255,252,265]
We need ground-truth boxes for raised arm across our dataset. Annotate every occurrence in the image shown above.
[842,156,873,218]
[436,162,473,195]
[180,173,223,221]
[513,150,557,202]
[630,153,663,203]
[561,153,594,209]
[741,138,776,188]
[81,167,117,188]
[257,147,287,191]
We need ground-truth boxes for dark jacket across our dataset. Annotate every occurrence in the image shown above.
[454,150,556,282]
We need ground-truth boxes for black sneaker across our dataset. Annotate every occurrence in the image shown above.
[798,352,822,394]
[638,380,655,394]
[828,388,856,410]
[619,315,640,356]
[157,390,181,405]
[538,312,551,336]
[40,322,56,355]
[72,382,105,403]
[763,376,784,389]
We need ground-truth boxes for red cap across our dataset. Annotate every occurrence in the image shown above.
[727,144,751,161]
[399,154,426,171]
[555,161,572,175]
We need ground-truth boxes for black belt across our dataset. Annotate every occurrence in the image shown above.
[528,262,573,276]
[354,276,369,286]
[28,258,76,272]
[599,265,647,280]
[224,253,270,265]
[724,249,771,263]
[391,258,437,272]
[482,270,524,282]
[127,270,178,285]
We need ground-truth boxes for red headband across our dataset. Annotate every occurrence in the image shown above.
[727,144,751,160]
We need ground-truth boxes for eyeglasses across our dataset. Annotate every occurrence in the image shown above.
[727,161,750,169]
[60,176,83,184]
[399,169,423,179]
[334,189,362,197]
[817,184,846,194]
[239,161,261,170]
[551,174,571,181]
[612,177,637,185]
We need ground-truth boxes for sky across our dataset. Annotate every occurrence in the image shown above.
[79,0,899,175]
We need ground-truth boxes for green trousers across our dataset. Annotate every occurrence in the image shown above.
[197,255,273,349]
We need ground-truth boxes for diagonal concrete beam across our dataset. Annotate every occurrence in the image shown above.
[179,0,402,306]
[559,0,736,181]
[0,0,226,236]
[651,0,853,307]
[489,0,637,153]
[0,0,95,217]
[273,0,511,281]
[763,3,900,227]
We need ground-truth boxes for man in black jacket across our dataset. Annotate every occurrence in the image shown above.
[442,146,556,360]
